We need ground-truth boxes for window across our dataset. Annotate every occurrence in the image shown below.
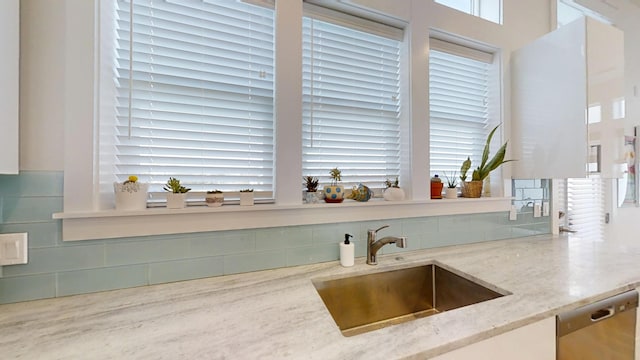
[302,8,402,188]
[104,0,275,194]
[429,39,495,179]
[435,0,502,24]
[566,178,605,238]
[556,0,612,28]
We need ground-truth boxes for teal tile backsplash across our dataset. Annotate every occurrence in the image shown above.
[0,171,551,304]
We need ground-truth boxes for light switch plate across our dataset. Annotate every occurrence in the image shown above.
[0,232,28,265]
[542,201,550,216]
[533,203,542,218]
[509,205,517,221]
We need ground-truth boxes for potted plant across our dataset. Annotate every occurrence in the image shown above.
[460,124,514,198]
[443,171,458,199]
[163,177,191,209]
[205,190,224,207]
[113,175,148,211]
[323,167,344,203]
[383,176,405,201]
[303,176,320,204]
[239,188,254,206]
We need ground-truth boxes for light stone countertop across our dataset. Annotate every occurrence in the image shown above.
[2,233,640,359]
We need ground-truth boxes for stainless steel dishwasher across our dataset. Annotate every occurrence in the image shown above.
[557,290,638,360]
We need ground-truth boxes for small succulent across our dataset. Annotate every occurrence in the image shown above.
[240,188,254,192]
[163,177,191,194]
[303,176,319,192]
[123,175,138,184]
[443,171,457,188]
[206,189,223,194]
[329,167,342,186]
[384,177,400,189]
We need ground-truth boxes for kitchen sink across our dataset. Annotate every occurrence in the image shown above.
[312,263,507,337]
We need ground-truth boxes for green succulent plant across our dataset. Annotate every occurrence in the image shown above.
[303,176,319,192]
[240,189,254,192]
[163,177,191,194]
[329,167,342,186]
[460,124,514,182]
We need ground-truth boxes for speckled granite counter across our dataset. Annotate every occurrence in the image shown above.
[2,233,640,359]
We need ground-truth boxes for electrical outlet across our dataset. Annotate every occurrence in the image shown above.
[533,203,541,218]
[509,205,517,221]
[0,233,28,266]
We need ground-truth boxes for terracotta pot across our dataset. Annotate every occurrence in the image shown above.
[461,181,483,198]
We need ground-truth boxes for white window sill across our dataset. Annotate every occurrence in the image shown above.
[53,197,513,241]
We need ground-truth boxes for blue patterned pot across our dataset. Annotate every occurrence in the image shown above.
[323,185,344,203]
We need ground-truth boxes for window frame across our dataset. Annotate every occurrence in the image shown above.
[57,1,511,241]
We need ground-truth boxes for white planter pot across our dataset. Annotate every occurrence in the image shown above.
[166,193,187,209]
[240,192,254,206]
[445,187,458,199]
[304,190,320,204]
[383,187,405,201]
[205,193,224,207]
[114,182,148,211]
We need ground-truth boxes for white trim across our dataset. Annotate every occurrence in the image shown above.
[54,197,512,241]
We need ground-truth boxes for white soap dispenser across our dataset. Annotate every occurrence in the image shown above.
[340,233,354,267]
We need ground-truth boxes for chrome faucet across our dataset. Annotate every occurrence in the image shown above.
[366,225,408,265]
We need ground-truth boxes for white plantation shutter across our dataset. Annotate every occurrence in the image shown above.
[567,178,605,238]
[429,42,493,178]
[302,12,402,188]
[110,0,274,194]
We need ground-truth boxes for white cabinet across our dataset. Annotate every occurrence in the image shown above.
[432,317,556,360]
[0,0,19,174]
[511,17,624,179]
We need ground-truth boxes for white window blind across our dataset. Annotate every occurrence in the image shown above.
[302,13,402,188]
[109,0,275,194]
[429,42,493,178]
[566,178,605,238]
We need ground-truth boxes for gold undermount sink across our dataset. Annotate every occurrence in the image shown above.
[312,263,507,337]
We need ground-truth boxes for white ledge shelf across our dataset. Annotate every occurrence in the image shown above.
[53,197,513,241]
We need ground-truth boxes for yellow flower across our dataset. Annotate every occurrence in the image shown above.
[127,175,138,183]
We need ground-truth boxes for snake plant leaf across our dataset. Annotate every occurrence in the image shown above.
[470,124,515,181]
[459,157,472,181]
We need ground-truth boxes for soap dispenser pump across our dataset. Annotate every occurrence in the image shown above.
[340,233,355,267]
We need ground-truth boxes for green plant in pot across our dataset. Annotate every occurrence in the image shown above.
[205,189,224,207]
[460,124,514,198]
[163,177,191,209]
[383,176,405,201]
[239,188,255,206]
[443,171,458,199]
[324,167,344,203]
[303,176,320,204]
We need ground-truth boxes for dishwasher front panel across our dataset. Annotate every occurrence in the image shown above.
[557,290,638,360]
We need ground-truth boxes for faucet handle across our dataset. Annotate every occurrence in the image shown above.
[373,224,389,233]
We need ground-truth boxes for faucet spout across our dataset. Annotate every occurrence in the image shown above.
[366,225,407,265]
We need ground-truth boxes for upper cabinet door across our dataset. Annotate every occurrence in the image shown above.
[511,17,624,179]
[0,0,19,174]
